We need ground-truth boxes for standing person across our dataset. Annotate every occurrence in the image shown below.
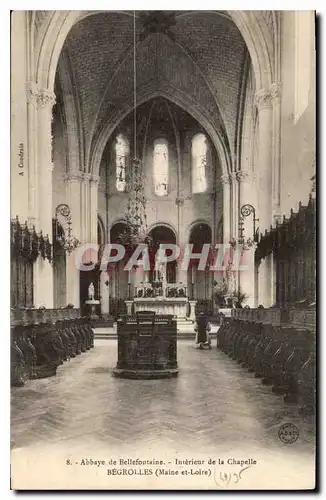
[194,312,212,349]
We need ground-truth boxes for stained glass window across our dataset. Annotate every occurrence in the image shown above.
[153,139,168,196]
[192,133,207,193]
[115,134,129,192]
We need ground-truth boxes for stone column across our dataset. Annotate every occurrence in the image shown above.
[81,173,91,245]
[218,174,232,288]
[271,82,282,221]
[221,174,231,245]
[255,89,273,232]
[176,197,188,289]
[65,171,82,308]
[230,172,239,243]
[32,87,56,308]
[101,223,113,316]
[255,89,274,307]
[229,172,239,291]
[237,171,257,307]
[81,172,97,265]
[90,175,100,245]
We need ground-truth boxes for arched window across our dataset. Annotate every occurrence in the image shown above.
[191,133,207,193]
[153,139,168,196]
[115,134,129,192]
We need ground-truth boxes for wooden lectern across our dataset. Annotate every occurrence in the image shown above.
[113,311,179,379]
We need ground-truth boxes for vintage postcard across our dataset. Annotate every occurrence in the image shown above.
[10,9,316,490]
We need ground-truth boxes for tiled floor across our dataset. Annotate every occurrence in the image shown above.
[11,340,316,490]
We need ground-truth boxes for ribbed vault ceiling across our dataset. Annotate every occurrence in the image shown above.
[57,11,249,166]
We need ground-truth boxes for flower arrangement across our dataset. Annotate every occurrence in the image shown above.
[213,280,248,308]
[213,279,228,307]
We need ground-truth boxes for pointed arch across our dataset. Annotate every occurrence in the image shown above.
[56,48,84,171]
[90,85,232,178]
[34,10,274,95]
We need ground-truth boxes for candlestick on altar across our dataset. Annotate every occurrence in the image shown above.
[128,270,132,299]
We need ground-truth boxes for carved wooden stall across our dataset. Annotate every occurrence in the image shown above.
[11,308,94,387]
[217,311,315,414]
[11,217,52,308]
[255,194,316,307]
[113,311,178,379]
[216,195,316,414]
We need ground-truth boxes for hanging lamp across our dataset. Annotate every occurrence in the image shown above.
[118,11,151,252]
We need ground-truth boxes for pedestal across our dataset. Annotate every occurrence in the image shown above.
[125,300,134,315]
[188,300,197,321]
[85,299,100,321]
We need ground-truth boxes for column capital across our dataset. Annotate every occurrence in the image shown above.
[230,172,238,184]
[271,81,282,100]
[26,82,56,108]
[236,170,256,183]
[83,172,92,182]
[255,89,272,110]
[221,173,231,185]
[90,174,100,186]
[64,171,83,183]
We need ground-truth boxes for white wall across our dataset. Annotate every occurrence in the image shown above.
[11,12,29,221]
[280,11,316,216]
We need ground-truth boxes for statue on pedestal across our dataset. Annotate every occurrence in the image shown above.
[85,282,100,323]
[88,282,95,301]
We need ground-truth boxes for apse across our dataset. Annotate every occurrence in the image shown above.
[148,225,177,284]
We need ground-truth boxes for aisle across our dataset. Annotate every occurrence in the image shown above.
[11,340,315,489]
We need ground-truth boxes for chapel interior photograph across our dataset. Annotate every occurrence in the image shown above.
[10,10,316,490]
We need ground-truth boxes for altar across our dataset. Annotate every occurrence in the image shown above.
[125,282,197,322]
[134,296,188,318]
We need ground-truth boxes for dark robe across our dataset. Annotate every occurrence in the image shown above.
[196,315,210,344]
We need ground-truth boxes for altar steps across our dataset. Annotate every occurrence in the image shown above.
[93,326,117,340]
[176,318,196,339]
[93,322,219,341]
